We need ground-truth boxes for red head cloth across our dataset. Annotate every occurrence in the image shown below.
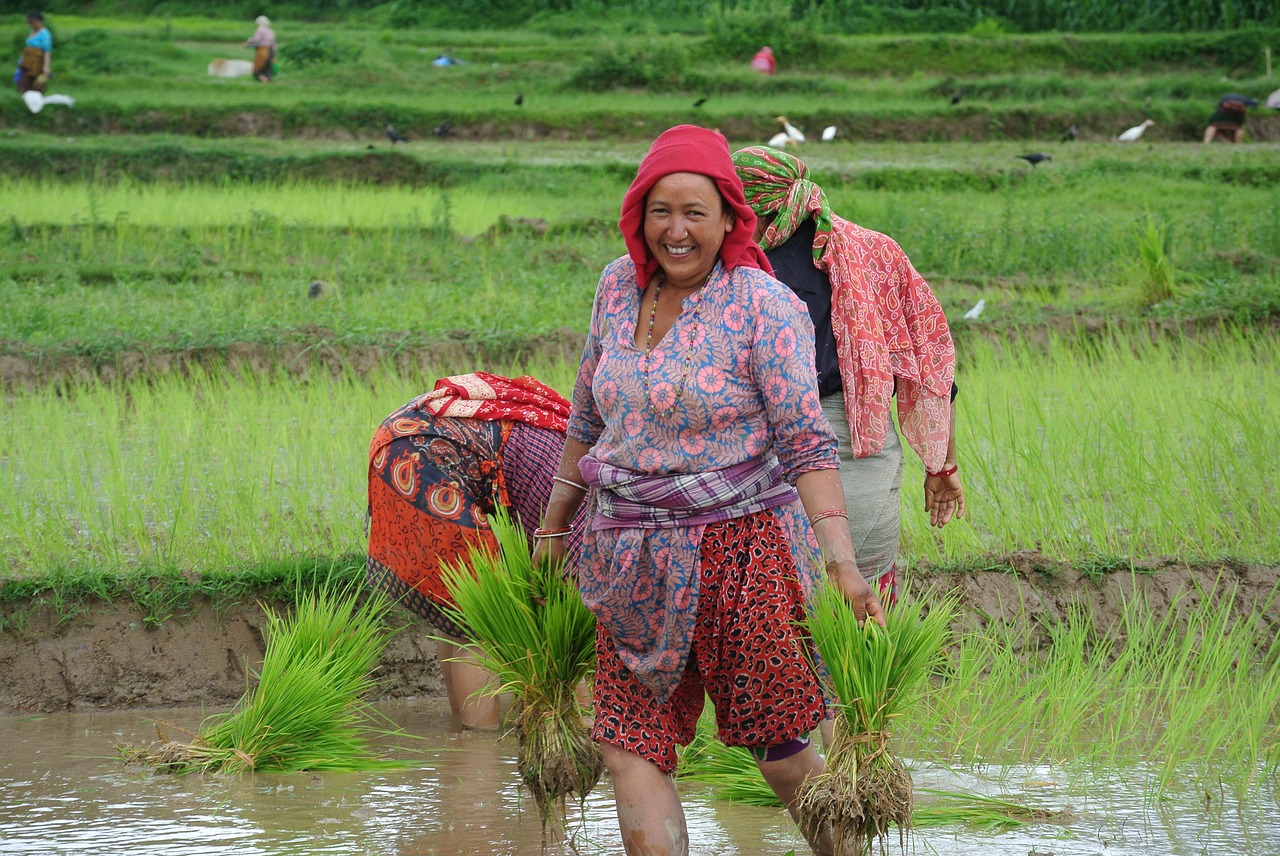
[619,124,774,290]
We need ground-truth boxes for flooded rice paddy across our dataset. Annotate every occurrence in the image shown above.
[2,698,1278,855]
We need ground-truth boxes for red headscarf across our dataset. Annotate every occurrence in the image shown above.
[619,125,773,290]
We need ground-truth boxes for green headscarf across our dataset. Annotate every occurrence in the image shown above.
[731,145,833,263]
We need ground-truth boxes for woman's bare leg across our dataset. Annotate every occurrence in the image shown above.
[436,639,500,729]
[603,742,688,856]
[757,746,837,856]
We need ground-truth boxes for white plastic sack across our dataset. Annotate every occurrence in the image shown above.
[208,59,254,78]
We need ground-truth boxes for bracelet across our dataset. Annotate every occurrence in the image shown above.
[808,509,849,527]
[551,475,589,493]
[533,526,573,539]
[927,463,959,479]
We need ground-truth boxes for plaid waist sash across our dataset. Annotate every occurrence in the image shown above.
[579,454,798,530]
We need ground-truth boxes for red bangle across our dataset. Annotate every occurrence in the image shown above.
[927,463,959,479]
[533,526,573,539]
[808,509,849,526]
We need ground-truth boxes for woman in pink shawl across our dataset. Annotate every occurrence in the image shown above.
[535,125,883,856]
[732,145,966,601]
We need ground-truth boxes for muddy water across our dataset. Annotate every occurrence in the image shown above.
[2,699,1277,856]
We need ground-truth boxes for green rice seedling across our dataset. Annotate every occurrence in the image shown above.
[120,585,404,773]
[676,715,1065,830]
[796,587,959,855]
[1134,213,1180,305]
[901,575,1280,799]
[439,507,601,827]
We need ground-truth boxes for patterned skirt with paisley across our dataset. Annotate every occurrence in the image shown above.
[366,405,509,639]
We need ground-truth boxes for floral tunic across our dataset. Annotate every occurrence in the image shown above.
[567,256,839,701]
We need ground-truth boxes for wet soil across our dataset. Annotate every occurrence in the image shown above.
[0,327,590,391]
[2,556,1274,714]
[5,106,1280,145]
[2,313,1268,391]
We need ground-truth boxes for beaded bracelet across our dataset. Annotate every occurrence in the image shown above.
[927,463,959,479]
[808,509,849,527]
[551,475,589,493]
[533,526,573,540]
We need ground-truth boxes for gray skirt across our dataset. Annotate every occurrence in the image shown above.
[821,393,903,584]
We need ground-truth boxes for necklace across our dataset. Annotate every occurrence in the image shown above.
[641,271,707,415]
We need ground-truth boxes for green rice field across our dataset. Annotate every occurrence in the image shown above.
[2,8,1279,854]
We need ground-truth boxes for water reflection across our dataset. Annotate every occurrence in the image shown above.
[1,700,1277,855]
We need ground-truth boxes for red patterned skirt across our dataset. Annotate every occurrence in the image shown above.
[591,511,826,774]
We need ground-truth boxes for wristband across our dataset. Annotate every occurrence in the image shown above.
[551,475,589,493]
[808,509,849,527]
[927,463,959,479]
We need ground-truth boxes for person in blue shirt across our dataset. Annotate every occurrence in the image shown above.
[15,10,52,94]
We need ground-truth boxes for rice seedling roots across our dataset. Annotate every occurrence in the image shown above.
[516,701,605,823]
[798,729,912,856]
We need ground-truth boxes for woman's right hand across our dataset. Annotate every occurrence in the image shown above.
[827,558,886,627]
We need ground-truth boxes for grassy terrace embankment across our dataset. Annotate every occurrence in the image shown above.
[2,137,1278,377]
[1,19,1278,141]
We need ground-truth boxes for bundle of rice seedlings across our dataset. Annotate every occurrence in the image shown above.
[120,586,405,774]
[796,586,959,855]
[675,715,1066,832]
[439,507,601,826]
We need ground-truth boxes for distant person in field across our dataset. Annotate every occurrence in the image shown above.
[1203,93,1256,143]
[365,372,587,730]
[243,15,276,83]
[14,10,52,94]
[750,45,776,75]
[733,145,965,604]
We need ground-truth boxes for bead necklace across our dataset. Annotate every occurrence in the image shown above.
[642,271,708,415]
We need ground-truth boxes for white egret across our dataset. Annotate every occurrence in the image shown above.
[821,125,837,141]
[774,115,805,144]
[1117,119,1155,142]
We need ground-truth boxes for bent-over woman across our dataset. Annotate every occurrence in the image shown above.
[366,372,586,729]
[533,125,883,856]
[733,145,965,603]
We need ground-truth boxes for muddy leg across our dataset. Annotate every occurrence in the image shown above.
[602,742,688,856]
[757,746,837,856]
[436,639,500,729]
[450,643,500,730]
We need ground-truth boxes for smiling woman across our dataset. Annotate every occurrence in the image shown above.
[530,124,885,856]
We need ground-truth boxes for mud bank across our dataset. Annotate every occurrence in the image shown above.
[1,557,1274,714]
[4,314,1270,392]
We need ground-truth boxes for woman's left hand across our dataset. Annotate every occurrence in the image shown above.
[827,559,886,627]
[924,468,965,528]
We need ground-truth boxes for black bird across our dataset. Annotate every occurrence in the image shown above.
[433,122,452,139]
[1061,124,1078,143]
[692,96,708,108]
[950,90,964,106]
[385,123,408,145]
[514,92,523,107]
[1016,152,1051,168]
